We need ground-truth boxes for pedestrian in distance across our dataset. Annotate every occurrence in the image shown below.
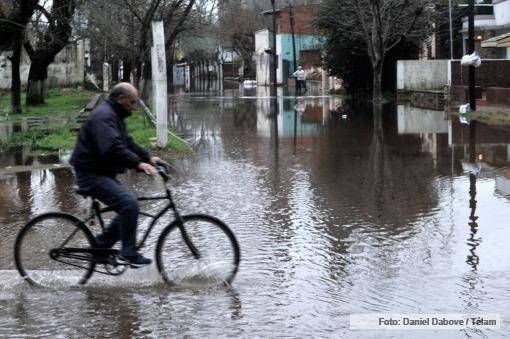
[293,65,307,95]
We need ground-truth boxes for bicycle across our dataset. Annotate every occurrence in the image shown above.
[14,164,240,288]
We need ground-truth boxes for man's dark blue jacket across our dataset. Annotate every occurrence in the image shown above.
[70,98,150,176]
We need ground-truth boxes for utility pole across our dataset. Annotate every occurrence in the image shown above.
[151,21,168,148]
[468,0,476,111]
[289,4,297,73]
[270,0,277,96]
[468,0,477,165]
[448,0,453,59]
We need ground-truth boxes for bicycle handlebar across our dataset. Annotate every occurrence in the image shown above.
[155,161,172,182]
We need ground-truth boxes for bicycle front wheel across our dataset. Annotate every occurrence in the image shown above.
[156,214,240,287]
[14,213,96,288]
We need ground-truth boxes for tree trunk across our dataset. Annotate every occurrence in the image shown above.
[372,60,383,108]
[10,35,23,114]
[122,58,132,82]
[167,44,174,86]
[111,59,119,83]
[135,30,149,87]
[26,58,50,105]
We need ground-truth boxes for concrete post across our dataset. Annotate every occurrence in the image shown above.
[151,21,168,148]
[321,69,329,94]
[185,65,190,91]
[102,62,110,92]
[219,62,224,93]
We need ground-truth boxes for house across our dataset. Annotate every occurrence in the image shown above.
[460,0,510,59]
[254,4,324,86]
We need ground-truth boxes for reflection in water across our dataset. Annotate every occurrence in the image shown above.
[467,120,480,271]
[467,173,480,270]
[1,95,510,337]
[84,290,142,337]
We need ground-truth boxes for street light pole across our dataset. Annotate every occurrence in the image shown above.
[289,4,297,73]
[468,0,477,162]
[468,0,476,111]
[270,0,278,97]
[449,0,454,60]
[262,2,280,96]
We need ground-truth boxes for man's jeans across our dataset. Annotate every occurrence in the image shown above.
[74,170,139,257]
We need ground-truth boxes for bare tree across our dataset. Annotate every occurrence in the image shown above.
[24,0,78,105]
[220,5,264,78]
[81,0,200,92]
[0,0,38,113]
[77,1,135,82]
[317,0,435,106]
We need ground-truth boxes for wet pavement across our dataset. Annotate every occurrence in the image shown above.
[1,85,510,337]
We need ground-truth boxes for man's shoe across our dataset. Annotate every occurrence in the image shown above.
[118,254,152,268]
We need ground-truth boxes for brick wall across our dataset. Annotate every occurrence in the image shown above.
[487,87,510,106]
[277,5,319,35]
[451,85,483,104]
[451,60,510,88]
[451,116,510,145]
[299,49,321,68]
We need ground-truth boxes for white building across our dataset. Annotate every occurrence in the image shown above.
[461,0,510,59]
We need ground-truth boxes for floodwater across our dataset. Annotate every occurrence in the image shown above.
[1,85,510,337]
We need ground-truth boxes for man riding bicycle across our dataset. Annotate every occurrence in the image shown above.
[70,82,163,267]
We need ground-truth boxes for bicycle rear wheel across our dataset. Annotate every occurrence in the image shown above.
[156,214,240,287]
[14,213,96,288]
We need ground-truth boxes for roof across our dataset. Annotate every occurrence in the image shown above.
[482,32,510,47]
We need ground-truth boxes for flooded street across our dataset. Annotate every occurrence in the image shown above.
[1,87,510,337]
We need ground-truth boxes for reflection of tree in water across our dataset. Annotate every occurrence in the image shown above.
[170,98,225,151]
[282,104,441,280]
[365,107,386,221]
[362,106,438,228]
[16,171,32,210]
[53,168,81,213]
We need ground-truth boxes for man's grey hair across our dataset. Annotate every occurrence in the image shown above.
[109,86,131,98]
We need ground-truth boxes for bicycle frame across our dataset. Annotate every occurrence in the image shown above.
[82,173,200,258]
[83,185,178,251]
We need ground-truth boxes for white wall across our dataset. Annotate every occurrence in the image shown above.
[397,60,450,91]
[255,54,271,85]
[494,0,510,25]
[0,40,85,89]
[255,29,270,54]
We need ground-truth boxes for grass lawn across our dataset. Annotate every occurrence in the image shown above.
[127,110,191,153]
[470,110,510,126]
[0,88,191,154]
[451,110,510,126]
[0,87,94,121]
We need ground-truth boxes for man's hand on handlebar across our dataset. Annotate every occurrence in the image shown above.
[150,156,167,166]
[138,162,158,176]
